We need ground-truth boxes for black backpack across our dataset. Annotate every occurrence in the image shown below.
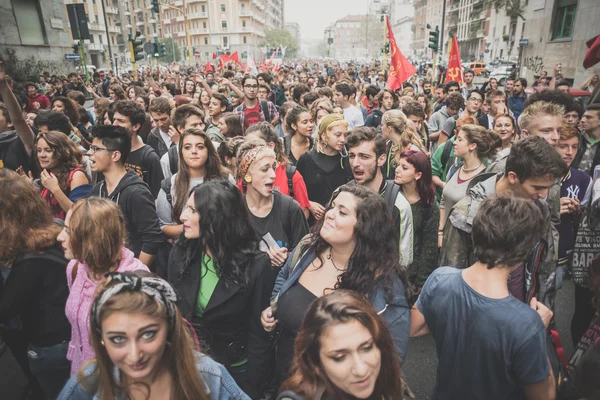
[167,146,179,176]
[285,164,296,198]
[260,100,271,122]
[382,180,435,221]
[161,177,174,205]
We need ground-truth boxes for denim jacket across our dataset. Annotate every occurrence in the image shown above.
[270,248,411,362]
[57,352,250,400]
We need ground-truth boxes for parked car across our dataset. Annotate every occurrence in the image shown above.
[464,62,487,76]
[490,65,513,86]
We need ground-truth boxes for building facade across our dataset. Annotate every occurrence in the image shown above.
[285,22,300,49]
[519,0,600,86]
[0,0,72,72]
[446,0,489,61]
[331,14,385,61]
[484,7,524,65]
[412,0,427,59]
[389,0,414,58]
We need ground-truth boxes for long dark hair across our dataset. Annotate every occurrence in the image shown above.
[304,184,410,297]
[399,149,436,208]
[176,181,259,286]
[52,96,79,126]
[172,129,228,222]
[281,290,403,399]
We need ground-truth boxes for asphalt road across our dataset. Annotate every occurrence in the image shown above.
[402,277,577,399]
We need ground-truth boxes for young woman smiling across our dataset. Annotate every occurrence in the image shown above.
[168,181,273,398]
[34,131,92,220]
[57,271,249,400]
[296,114,352,221]
[283,106,314,166]
[156,128,229,240]
[492,113,518,164]
[278,290,404,400]
[261,184,411,386]
[237,141,309,273]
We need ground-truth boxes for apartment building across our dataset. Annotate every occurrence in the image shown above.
[389,0,414,58]
[445,0,489,61]
[160,0,283,62]
[412,0,427,59]
[285,22,300,48]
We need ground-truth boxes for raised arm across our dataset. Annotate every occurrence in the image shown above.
[0,61,35,156]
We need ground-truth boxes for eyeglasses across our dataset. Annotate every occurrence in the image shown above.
[244,84,258,89]
[468,97,483,104]
[88,145,114,154]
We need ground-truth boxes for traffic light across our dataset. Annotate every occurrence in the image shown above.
[151,0,160,14]
[160,43,166,57]
[129,31,144,63]
[153,42,159,57]
[72,43,80,53]
[428,25,440,52]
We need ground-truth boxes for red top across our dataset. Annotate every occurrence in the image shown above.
[237,163,311,210]
[27,93,50,112]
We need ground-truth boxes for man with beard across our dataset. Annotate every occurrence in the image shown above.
[345,127,413,266]
[423,80,432,100]
[234,76,279,132]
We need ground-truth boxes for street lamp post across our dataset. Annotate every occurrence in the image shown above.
[160,0,193,65]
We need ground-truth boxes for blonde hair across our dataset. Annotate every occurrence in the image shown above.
[69,197,126,275]
[382,109,428,156]
[316,119,348,153]
[518,101,565,132]
[310,98,334,122]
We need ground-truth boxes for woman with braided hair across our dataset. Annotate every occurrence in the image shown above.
[57,271,248,399]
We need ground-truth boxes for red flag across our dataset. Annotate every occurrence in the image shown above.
[205,61,214,73]
[212,52,217,60]
[584,34,600,69]
[230,51,240,64]
[385,16,417,91]
[445,35,464,85]
[243,62,248,73]
[268,52,275,65]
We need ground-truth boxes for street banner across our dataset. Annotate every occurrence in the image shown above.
[385,16,417,91]
[205,61,214,73]
[246,51,258,75]
[584,34,600,69]
[445,35,464,85]
[230,51,240,64]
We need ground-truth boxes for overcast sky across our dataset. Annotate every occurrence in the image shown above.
[285,0,372,41]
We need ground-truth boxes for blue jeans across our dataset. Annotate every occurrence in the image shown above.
[27,341,70,400]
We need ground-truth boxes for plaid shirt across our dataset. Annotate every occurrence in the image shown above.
[233,100,279,132]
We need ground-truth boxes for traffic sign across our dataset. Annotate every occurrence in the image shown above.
[64,53,81,60]
[519,39,529,47]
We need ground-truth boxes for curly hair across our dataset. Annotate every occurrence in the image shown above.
[34,130,87,192]
[51,96,79,126]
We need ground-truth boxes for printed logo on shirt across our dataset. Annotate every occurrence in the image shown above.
[124,162,145,180]
[566,184,580,199]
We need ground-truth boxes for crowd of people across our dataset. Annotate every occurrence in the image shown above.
[0,57,600,400]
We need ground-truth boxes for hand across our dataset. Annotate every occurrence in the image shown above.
[32,101,41,110]
[530,297,553,328]
[554,62,562,77]
[168,125,180,145]
[278,71,285,84]
[267,247,289,267]
[560,197,579,214]
[309,201,326,220]
[40,169,60,193]
[195,75,204,84]
[438,232,443,248]
[16,166,34,184]
[218,77,231,87]
[261,306,278,332]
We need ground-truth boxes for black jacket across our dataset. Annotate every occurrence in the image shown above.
[0,247,71,347]
[146,127,175,159]
[168,245,272,398]
[92,171,164,257]
[572,135,600,176]
[364,108,383,128]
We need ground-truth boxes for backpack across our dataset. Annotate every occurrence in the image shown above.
[277,191,295,243]
[285,164,296,198]
[258,100,271,122]
[441,140,455,172]
[161,177,173,205]
[167,146,179,176]
[0,133,18,169]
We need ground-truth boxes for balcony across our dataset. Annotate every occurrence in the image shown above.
[177,31,187,37]
[134,8,143,14]
[126,23,132,29]
[202,27,209,33]
[173,0,183,6]
[149,18,156,24]
[470,10,485,21]
[221,27,229,33]
[88,22,104,31]
[187,0,206,2]
[152,32,159,37]
[124,10,131,16]
[176,15,185,22]
[108,25,121,33]
[239,10,251,17]
[136,20,144,26]
[88,43,104,51]
[106,6,118,14]
[449,3,459,12]
[162,18,171,24]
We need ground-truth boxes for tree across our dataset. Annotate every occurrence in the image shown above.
[158,37,181,63]
[488,0,526,20]
[262,28,298,58]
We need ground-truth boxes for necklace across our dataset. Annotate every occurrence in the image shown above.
[461,163,483,173]
[327,248,347,272]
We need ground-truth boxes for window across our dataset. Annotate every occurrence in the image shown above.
[242,20,246,27]
[203,21,207,28]
[552,0,577,39]
[223,36,228,47]
[502,25,506,35]
[202,5,206,12]
[243,36,247,44]
[12,0,46,45]
[521,22,526,38]
[221,4,225,12]
[221,21,227,28]
[204,37,208,45]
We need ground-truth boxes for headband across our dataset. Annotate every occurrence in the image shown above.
[318,114,344,137]
[91,272,178,333]
[237,145,276,181]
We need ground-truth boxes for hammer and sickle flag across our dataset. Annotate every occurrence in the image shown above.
[445,34,464,85]
[386,15,417,91]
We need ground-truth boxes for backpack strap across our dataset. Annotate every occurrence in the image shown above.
[441,141,453,170]
[168,146,178,175]
[161,177,173,205]
[19,248,68,267]
[285,164,296,198]
[260,100,271,122]
[277,192,294,244]
[382,180,401,215]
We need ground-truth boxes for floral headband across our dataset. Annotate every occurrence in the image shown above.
[91,272,178,333]
[237,145,276,181]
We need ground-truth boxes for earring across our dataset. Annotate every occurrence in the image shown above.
[244,175,252,183]
[227,160,232,166]
[101,340,105,346]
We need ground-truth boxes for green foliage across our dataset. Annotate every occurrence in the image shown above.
[488,0,526,20]
[262,28,298,58]
[158,37,181,63]
[0,47,66,83]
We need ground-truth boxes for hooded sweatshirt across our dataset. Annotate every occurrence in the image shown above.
[0,130,33,173]
[364,108,383,128]
[92,170,164,257]
[65,247,149,374]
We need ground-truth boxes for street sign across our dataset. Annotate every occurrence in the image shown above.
[519,39,529,47]
[64,53,81,60]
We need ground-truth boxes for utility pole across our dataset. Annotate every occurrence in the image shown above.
[440,0,447,60]
[161,0,193,65]
[100,0,114,71]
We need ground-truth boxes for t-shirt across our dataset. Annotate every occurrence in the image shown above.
[417,267,550,400]
[243,102,261,132]
[125,145,164,198]
[343,105,365,130]
[156,175,205,228]
[296,150,353,206]
[195,254,220,317]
